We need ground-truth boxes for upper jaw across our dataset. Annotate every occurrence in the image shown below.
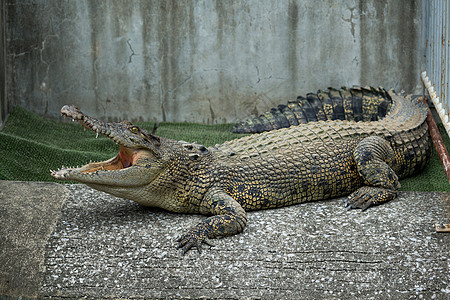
[59,105,161,153]
[60,105,120,141]
[61,105,84,121]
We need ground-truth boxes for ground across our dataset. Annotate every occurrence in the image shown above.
[0,180,449,299]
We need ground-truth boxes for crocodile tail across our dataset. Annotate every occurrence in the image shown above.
[232,86,392,133]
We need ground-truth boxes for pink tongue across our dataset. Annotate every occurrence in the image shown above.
[119,148,133,168]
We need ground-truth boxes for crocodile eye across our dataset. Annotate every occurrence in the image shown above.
[130,126,139,133]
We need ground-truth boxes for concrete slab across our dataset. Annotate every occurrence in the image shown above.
[1,181,449,299]
[0,180,68,298]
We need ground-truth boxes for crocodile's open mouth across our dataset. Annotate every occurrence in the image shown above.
[50,145,145,179]
[79,145,139,173]
[50,105,162,186]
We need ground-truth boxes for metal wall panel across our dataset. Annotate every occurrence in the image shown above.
[423,0,450,136]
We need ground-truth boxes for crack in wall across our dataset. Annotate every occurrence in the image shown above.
[342,6,358,42]
[126,39,136,63]
[255,65,261,84]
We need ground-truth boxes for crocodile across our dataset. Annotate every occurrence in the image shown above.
[51,87,431,254]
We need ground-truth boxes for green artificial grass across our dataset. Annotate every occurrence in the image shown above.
[0,106,449,192]
[0,106,244,182]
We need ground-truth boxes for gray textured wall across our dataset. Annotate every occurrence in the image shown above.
[6,0,422,123]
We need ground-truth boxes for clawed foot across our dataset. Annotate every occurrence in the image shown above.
[176,222,214,255]
[345,186,397,211]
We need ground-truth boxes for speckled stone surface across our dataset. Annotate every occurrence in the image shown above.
[1,182,449,299]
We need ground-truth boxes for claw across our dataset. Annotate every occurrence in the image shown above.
[361,200,374,211]
[176,236,197,255]
[176,223,213,255]
[177,238,214,255]
[343,198,349,207]
[345,186,397,211]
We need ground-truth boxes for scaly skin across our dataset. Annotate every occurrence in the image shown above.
[233,86,393,133]
[51,88,431,254]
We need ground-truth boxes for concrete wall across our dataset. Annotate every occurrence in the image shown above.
[6,0,422,124]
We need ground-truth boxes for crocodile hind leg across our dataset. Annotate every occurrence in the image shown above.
[346,136,401,210]
[177,188,247,254]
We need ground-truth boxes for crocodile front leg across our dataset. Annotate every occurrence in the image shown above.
[177,188,247,254]
[346,136,401,210]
